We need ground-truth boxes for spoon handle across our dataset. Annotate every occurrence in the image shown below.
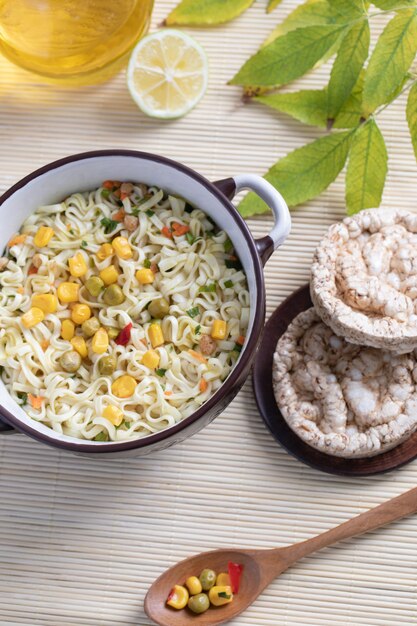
[278,484,417,568]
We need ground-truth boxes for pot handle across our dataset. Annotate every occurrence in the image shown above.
[213,174,291,266]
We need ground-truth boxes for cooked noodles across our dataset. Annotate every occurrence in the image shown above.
[0,181,249,441]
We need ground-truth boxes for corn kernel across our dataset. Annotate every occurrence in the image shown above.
[31,293,58,314]
[141,349,160,369]
[166,585,189,610]
[61,319,75,340]
[97,243,114,260]
[103,405,124,426]
[33,226,54,248]
[211,319,227,340]
[91,328,109,354]
[71,303,91,325]
[111,374,137,398]
[216,573,230,587]
[136,268,154,284]
[99,265,119,285]
[112,236,132,260]
[21,307,45,329]
[208,586,233,607]
[71,336,88,358]
[149,323,164,348]
[57,282,80,303]
[68,252,88,277]
[185,576,202,596]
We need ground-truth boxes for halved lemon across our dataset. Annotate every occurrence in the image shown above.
[127,29,208,119]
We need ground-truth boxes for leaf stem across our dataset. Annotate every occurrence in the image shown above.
[373,77,417,118]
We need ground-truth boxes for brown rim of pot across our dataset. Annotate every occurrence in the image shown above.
[0,149,266,452]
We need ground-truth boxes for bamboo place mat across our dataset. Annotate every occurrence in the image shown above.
[1,1,417,625]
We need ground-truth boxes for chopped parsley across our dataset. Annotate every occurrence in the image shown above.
[234,342,243,353]
[101,188,111,199]
[69,228,75,235]
[195,324,201,335]
[146,209,155,217]
[124,421,131,429]
[16,392,28,405]
[218,592,232,599]
[94,431,108,442]
[225,258,242,270]
[199,283,217,293]
[143,259,151,268]
[155,368,167,377]
[186,232,195,245]
[187,306,200,318]
[224,238,233,253]
[100,217,118,234]
[224,279,234,288]
[81,240,88,248]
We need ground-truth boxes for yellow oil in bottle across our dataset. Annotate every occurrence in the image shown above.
[0,0,154,85]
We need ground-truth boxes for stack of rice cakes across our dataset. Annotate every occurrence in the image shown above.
[273,208,417,458]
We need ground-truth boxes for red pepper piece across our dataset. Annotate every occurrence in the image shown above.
[115,322,133,346]
[166,587,176,603]
[228,561,243,593]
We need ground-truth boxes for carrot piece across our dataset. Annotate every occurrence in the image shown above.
[8,234,27,247]
[40,340,49,351]
[112,208,125,221]
[199,378,208,392]
[120,192,129,201]
[172,222,190,237]
[161,226,173,239]
[28,265,38,275]
[28,394,44,409]
[102,180,114,189]
[165,390,172,396]
[236,335,246,346]
[188,349,208,364]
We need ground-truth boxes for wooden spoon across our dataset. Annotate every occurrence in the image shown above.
[145,484,417,625]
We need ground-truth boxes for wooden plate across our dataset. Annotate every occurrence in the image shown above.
[252,284,417,476]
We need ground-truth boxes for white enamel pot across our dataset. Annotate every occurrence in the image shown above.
[0,150,291,457]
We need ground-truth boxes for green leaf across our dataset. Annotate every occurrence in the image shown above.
[372,0,415,8]
[231,24,347,88]
[406,82,417,161]
[255,89,328,127]
[345,119,388,214]
[165,0,254,25]
[333,73,364,128]
[328,0,368,17]
[327,20,370,118]
[238,130,354,216]
[263,0,336,46]
[267,0,284,12]
[362,8,417,116]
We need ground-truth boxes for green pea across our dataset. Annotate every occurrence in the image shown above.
[103,284,125,305]
[188,593,210,614]
[199,569,216,591]
[98,355,117,375]
[106,327,120,340]
[148,297,169,319]
[85,276,104,297]
[81,316,101,338]
[59,350,81,373]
